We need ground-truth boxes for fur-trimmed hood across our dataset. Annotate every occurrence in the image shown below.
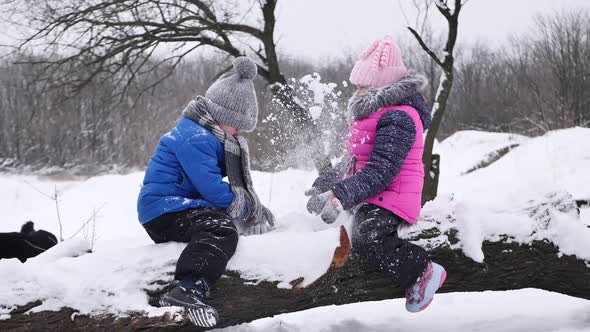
[347,72,431,130]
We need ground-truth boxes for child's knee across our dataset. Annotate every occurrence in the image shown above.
[212,215,238,236]
[221,219,239,241]
[215,218,239,256]
[353,214,399,249]
[211,216,239,245]
[194,209,239,241]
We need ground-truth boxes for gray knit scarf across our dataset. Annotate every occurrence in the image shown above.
[182,96,274,228]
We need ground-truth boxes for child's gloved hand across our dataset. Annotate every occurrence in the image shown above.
[242,199,250,219]
[234,205,275,236]
[320,194,343,224]
[305,189,344,224]
[234,218,273,236]
[261,205,276,227]
[305,188,331,215]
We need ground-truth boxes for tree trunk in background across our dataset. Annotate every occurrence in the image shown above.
[407,0,464,205]
[422,69,453,204]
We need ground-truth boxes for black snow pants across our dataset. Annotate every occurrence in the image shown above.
[143,208,239,285]
[352,204,430,290]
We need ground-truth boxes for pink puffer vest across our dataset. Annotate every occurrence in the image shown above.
[348,105,424,223]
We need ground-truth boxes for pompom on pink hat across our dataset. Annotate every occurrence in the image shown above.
[349,35,407,88]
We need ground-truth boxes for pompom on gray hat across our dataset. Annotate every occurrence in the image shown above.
[205,56,259,132]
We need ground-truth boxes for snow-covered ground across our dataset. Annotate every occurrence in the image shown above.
[434,130,528,178]
[439,128,590,200]
[1,128,590,330]
[227,289,590,332]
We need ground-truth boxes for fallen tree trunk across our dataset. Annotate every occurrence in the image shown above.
[3,226,589,332]
[205,231,590,330]
[3,192,589,331]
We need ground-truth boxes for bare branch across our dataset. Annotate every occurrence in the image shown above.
[53,185,64,242]
[69,204,106,239]
[23,180,54,200]
[433,0,452,19]
[0,0,277,99]
[408,27,443,67]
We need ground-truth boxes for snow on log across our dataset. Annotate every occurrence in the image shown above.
[2,192,589,331]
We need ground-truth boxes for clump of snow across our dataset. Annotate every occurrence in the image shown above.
[308,105,322,120]
[299,72,337,106]
[297,73,343,132]
[547,210,590,259]
[228,289,590,332]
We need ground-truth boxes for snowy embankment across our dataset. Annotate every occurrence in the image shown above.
[1,128,590,328]
[424,127,590,262]
[228,289,590,332]
[434,130,528,178]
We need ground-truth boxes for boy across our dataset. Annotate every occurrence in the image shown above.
[137,57,274,327]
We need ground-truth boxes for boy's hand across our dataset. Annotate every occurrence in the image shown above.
[235,219,273,236]
[234,205,275,236]
[262,206,276,227]
[242,199,250,220]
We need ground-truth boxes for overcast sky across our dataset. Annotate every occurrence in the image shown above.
[275,0,590,59]
[1,0,589,61]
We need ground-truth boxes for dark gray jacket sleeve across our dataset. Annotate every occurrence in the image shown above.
[312,158,348,193]
[332,111,416,210]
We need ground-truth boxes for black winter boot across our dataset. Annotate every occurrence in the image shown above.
[159,279,219,327]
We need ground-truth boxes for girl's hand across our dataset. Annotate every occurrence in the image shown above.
[305,187,329,215]
[320,194,343,224]
[305,189,344,224]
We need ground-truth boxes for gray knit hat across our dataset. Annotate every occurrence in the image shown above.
[205,57,258,132]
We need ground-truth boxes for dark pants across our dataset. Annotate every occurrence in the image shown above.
[352,204,430,290]
[144,208,239,286]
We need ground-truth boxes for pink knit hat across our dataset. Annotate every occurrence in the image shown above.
[349,35,407,88]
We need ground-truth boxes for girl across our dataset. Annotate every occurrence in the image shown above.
[306,35,446,312]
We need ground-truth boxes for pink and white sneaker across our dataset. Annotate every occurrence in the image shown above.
[405,262,447,313]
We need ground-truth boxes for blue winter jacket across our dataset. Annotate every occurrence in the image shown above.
[137,117,235,224]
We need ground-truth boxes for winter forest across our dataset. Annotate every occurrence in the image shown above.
[0,0,589,331]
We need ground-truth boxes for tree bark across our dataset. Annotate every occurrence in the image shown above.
[422,68,453,204]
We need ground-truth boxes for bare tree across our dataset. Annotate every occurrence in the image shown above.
[1,0,308,120]
[405,0,467,204]
[516,10,590,129]
[404,9,589,141]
